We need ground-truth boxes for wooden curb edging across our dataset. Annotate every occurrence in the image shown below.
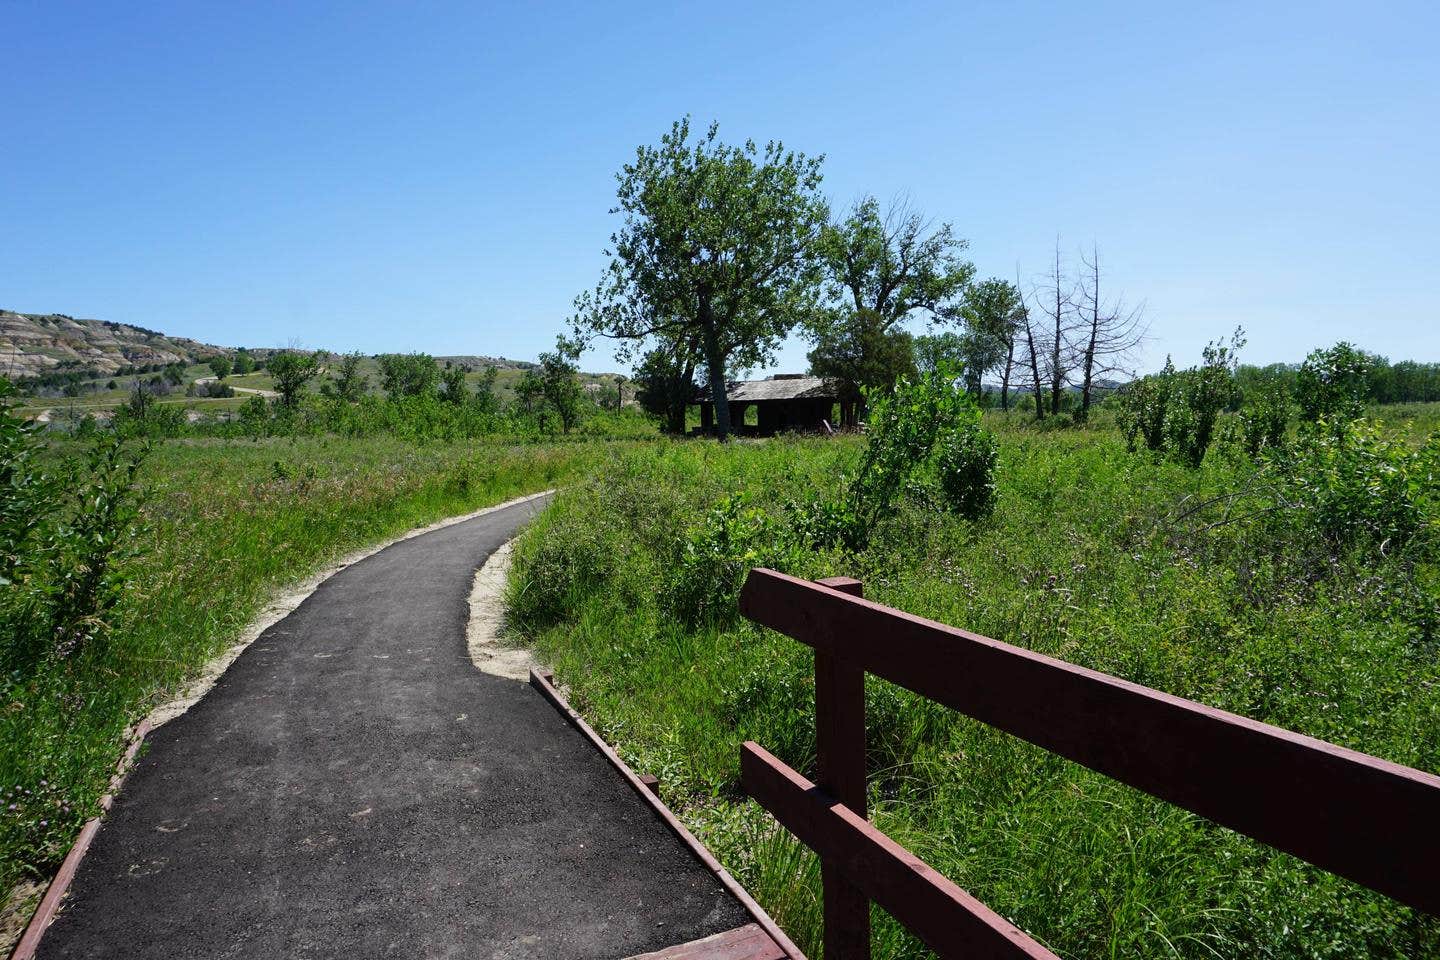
[528,669,806,960]
[10,719,152,960]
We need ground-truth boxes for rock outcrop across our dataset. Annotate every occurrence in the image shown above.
[0,312,228,378]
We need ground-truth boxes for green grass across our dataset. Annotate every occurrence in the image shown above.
[505,416,1440,959]
[0,433,637,905]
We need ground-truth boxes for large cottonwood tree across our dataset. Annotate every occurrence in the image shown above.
[816,196,974,331]
[571,118,828,439]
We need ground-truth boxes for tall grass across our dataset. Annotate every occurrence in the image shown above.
[506,422,1440,959]
[2,434,628,907]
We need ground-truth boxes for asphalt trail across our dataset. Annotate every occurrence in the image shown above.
[38,495,748,959]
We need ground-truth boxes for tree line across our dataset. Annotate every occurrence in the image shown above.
[1237,353,1440,407]
[100,343,631,441]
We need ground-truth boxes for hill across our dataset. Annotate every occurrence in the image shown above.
[0,311,559,385]
[0,311,233,379]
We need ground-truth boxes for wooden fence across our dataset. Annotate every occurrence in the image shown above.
[737,568,1440,960]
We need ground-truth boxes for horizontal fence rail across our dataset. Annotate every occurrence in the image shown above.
[741,741,1058,960]
[738,567,1440,958]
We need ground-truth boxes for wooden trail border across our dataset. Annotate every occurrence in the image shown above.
[738,567,1440,960]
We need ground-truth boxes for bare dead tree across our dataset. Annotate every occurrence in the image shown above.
[1032,240,1080,417]
[1015,264,1048,420]
[1000,298,1020,410]
[1075,243,1148,421]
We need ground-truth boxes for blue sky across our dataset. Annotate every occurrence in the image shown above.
[3,0,1436,376]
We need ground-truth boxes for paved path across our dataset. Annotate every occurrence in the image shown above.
[192,375,279,398]
[37,496,748,959]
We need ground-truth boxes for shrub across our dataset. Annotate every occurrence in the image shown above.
[1295,342,1372,423]
[0,379,148,672]
[0,380,51,590]
[45,436,149,660]
[936,421,999,520]
[192,380,234,399]
[1268,418,1438,552]
[1116,331,1243,466]
[1115,358,1175,453]
[110,383,186,439]
[845,367,996,543]
[1236,378,1292,456]
[505,509,618,632]
[665,494,806,627]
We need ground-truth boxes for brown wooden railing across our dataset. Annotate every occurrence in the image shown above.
[737,568,1440,960]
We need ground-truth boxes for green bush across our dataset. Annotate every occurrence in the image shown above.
[665,494,807,627]
[936,421,998,519]
[1268,417,1438,552]
[1117,332,1243,466]
[845,367,997,543]
[1296,342,1372,423]
[0,380,148,672]
[505,508,619,633]
[1236,378,1292,456]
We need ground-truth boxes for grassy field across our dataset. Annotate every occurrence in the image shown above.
[505,409,1440,959]
[0,432,638,928]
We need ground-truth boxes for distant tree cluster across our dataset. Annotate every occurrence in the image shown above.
[232,345,597,435]
[1237,352,1440,408]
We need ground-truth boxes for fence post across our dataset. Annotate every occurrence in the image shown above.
[813,576,869,960]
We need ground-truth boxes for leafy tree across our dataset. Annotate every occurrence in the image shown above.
[957,278,1023,403]
[377,353,439,399]
[807,308,915,421]
[162,362,188,387]
[267,350,323,408]
[816,195,974,331]
[914,331,963,374]
[1374,359,1440,403]
[1236,362,1298,401]
[328,351,369,402]
[572,118,829,439]
[514,370,543,415]
[233,349,256,375]
[474,364,500,415]
[207,356,232,380]
[440,365,468,405]
[538,336,583,433]
[632,338,697,434]
[1296,342,1372,423]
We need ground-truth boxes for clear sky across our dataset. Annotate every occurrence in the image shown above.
[3,1,1436,376]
